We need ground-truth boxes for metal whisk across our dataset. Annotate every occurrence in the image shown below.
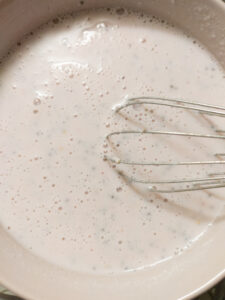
[105,97,225,193]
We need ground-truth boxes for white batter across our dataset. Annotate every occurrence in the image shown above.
[0,8,225,273]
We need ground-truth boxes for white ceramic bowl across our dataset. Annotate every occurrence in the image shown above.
[0,1,224,299]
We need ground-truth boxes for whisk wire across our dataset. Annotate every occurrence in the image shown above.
[114,96,225,118]
[106,96,225,193]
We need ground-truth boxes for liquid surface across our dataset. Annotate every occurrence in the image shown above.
[0,9,225,273]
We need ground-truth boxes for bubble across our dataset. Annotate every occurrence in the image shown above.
[139,38,146,43]
[116,8,125,15]
[33,98,41,105]
[52,18,60,24]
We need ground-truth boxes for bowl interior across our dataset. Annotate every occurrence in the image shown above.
[0,1,224,299]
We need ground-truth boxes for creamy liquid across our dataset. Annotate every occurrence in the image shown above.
[0,8,225,273]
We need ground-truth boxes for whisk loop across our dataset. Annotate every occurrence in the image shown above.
[112,96,225,117]
[105,97,225,193]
